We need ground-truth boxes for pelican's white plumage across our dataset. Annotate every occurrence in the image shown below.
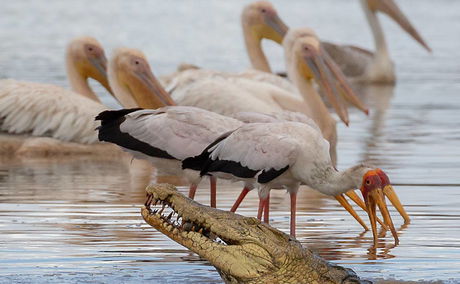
[0,37,115,154]
[168,28,367,166]
[232,110,320,132]
[0,41,172,156]
[0,79,105,144]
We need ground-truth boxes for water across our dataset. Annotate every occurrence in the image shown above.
[1,0,459,283]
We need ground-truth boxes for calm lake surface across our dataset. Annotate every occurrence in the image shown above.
[1,0,459,283]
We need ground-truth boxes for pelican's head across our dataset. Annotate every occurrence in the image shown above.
[360,169,399,247]
[364,0,431,52]
[242,1,288,44]
[66,36,113,95]
[108,48,175,109]
[288,28,368,126]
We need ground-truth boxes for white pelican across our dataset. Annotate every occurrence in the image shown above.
[169,28,368,166]
[108,48,175,109]
[0,37,113,150]
[185,121,405,245]
[322,0,431,84]
[241,1,288,73]
[0,42,172,155]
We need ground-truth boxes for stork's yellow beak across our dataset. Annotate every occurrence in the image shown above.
[361,170,399,247]
[376,168,411,224]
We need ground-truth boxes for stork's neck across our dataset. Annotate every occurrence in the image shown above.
[361,0,390,64]
[66,58,100,102]
[243,27,271,73]
[307,164,364,196]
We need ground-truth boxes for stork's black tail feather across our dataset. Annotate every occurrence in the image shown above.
[182,130,234,175]
[95,108,175,160]
[95,108,143,126]
[95,108,142,143]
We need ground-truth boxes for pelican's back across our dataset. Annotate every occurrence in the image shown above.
[0,79,105,144]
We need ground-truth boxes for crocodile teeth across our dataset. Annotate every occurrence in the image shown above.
[158,204,166,215]
[144,194,153,207]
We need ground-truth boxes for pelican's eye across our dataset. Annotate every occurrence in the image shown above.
[135,60,140,65]
[261,8,266,13]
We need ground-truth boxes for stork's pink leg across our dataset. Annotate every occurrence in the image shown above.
[230,187,250,212]
[188,184,198,199]
[257,198,265,220]
[263,194,270,224]
[210,176,217,208]
[290,192,297,237]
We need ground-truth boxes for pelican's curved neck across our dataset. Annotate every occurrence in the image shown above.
[293,75,334,135]
[361,1,390,61]
[243,26,271,72]
[66,57,100,102]
[107,67,139,108]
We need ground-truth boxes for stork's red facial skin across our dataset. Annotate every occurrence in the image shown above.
[360,170,399,247]
[376,168,390,187]
[360,170,382,200]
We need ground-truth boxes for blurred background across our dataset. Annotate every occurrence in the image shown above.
[1,0,459,283]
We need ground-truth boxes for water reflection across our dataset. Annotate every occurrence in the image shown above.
[1,148,460,282]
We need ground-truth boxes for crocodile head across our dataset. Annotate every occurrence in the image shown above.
[141,184,369,284]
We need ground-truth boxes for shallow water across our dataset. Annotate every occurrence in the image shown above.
[1,0,460,283]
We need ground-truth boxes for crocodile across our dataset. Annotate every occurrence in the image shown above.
[141,184,370,284]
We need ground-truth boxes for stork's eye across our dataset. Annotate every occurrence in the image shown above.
[365,179,371,185]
